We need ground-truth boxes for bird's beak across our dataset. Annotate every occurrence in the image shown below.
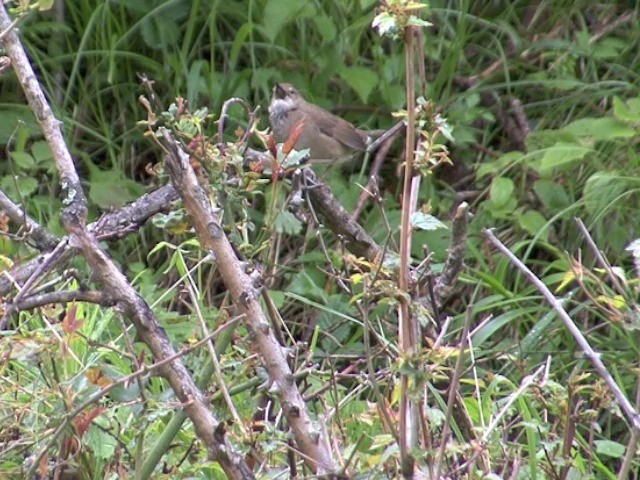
[273,83,287,100]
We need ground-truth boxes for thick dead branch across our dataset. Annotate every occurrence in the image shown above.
[160,129,341,476]
[0,5,254,477]
[433,202,470,305]
[0,188,60,250]
[304,172,382,262]
[0,184,178,298]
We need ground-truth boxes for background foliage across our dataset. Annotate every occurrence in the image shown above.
[1,0,640,478]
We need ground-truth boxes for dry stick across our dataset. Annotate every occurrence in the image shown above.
[304,171,382,261]
[12,290,109,311]
[448,364,547,478]
[481,364,546,443]
[574,216,640,478]
[0,184,179,298]
[588,11,634,44]
[185,279,243,427]
[0,188,60,250]
[160,129,340,475]
[216,97,258,154]
[11,239,69,305]
[574,218,629,300]
[617,379,640,480]
[433,202,470,305]
[0,10,21,41]
[0,6,254,478]
[351,128,399,221]
[484,228,640,431]
[0,8,85,214]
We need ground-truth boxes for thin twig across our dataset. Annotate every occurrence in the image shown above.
[217,97,254,150]
[484,228,640,431]
[433,308,473,478]
[574,217,628,300]
[398,24,419,477]
[0,12,20,41]
[186,275,244,428]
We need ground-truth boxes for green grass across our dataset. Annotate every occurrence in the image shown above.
[1,0,639,478]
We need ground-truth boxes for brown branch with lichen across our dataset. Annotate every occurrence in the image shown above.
[160,128,341,476]
[0,5,254,479]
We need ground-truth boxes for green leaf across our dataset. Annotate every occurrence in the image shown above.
[317,294,356,347]
[263,0,314,42]
[9,151,35,170]
[289,270,327,303]
[591,38,625,59]
[407,16,433,29]
[533,179,570,212]
[613,96,640,123]
[489,177,514,208]
[313,15,336,43]
[538,142,591,175]
[563,117,636,141]
[85,426,117,459]
[37,0,55,10]
[360,0,377,8]
[518,210,548,241]
[410,212,447,231]
[87,165,146,209]
[274,211,303,235]
[594,440,625,459]
[230,22,254,69]
[280,147,310,168]
[583,172,627,216]
[0,106,40,145]
[476,151,523,179]
[339,66,378,103]
[30,141,53,164]
[0,175,39,199]
[186,60,209,103]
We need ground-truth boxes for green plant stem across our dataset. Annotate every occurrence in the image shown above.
[398,24,418,478]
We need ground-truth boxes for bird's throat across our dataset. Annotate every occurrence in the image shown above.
[268,97,297,122]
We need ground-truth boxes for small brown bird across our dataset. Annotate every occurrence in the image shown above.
[269,83,374,163]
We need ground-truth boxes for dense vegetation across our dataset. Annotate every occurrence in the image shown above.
[1,1,639,478]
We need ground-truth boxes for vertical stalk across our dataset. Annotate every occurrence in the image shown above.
[398,25,418,478]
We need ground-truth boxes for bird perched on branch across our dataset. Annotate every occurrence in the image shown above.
[269,83,380,163]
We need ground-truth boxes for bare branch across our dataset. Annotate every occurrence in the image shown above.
[304,171,382,262]
[433,202,470,305]
[12,289,110,311]
[0,188,60,250]
[484,228,640,432]
[0,4,254,477]
[160,129,340,475]
[0,184,179,299]
[0,4,87,228]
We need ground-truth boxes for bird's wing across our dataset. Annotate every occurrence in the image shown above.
[310,104,367,151]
